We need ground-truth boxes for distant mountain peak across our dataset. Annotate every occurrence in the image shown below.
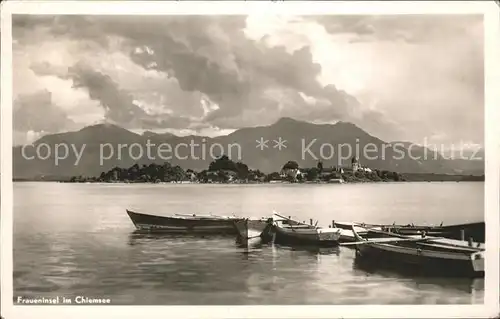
[333,120,357,127]
[78,123,126,132]
[75,123,142,141]
[142,130,177,139]
[14,117,484,178]
[274,117,302,125]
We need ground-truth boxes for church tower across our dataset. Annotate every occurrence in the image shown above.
[351,156,359,171]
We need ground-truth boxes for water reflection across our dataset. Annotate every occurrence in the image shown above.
[235,236,267,250]
[237,246,267,261]
[352,256,484,295]
[14,182,485,304]
[287,245,341,256]
[127,230,231,246]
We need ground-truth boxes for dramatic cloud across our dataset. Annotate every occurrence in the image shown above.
[12,14,484,146]
[312,15,481,43]
[13,90,77,133]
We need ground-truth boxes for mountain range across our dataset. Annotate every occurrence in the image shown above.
[13,117,484,179]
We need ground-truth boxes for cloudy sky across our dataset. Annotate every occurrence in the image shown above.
[13,14,484,147]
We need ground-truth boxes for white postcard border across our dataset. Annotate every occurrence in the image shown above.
[1,1,499,318]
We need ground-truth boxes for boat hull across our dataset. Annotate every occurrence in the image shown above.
[351,228,485,278]
[336,221,485,243]
[441,222,485,243]
[126,209,238,235]
[338,229,383,243]
[273,225,341,247]
[336,221,445,237]
[234,218,274,247]
[355,242,484,278]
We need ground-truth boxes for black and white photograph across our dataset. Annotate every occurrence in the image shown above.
[1,1,499,319]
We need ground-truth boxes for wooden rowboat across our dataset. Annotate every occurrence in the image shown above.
[335,220,485,243]
[334,221,444,236]
[233,217,274,247]
[125,209,239,235]
[333,221,382,242]
[345,226,485,278]
[272,212,341,247]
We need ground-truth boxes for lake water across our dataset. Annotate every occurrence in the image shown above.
[13,181,485,305]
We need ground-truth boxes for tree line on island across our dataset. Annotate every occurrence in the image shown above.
[68,155,411,184]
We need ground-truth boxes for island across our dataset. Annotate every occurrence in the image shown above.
[45,155,483,184]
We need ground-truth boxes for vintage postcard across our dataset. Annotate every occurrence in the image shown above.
[1,1,499,318]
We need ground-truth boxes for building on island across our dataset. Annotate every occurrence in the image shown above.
[351,156,360,171]
[278,157,372,183]
[337,157,372,173]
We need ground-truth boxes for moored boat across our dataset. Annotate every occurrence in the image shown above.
[347,226,485,278]
[440,221,485,243]
[125,209,239,235]
[336,220,485,243]
[272,212,341,247]
[333,221,382,243]
[233,217,274,247]
[337,221,444,235]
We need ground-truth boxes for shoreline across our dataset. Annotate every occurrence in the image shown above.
[12,178,485,184]
[13,156,484,184]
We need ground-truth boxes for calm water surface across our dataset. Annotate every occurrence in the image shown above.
[14,182,485,304]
